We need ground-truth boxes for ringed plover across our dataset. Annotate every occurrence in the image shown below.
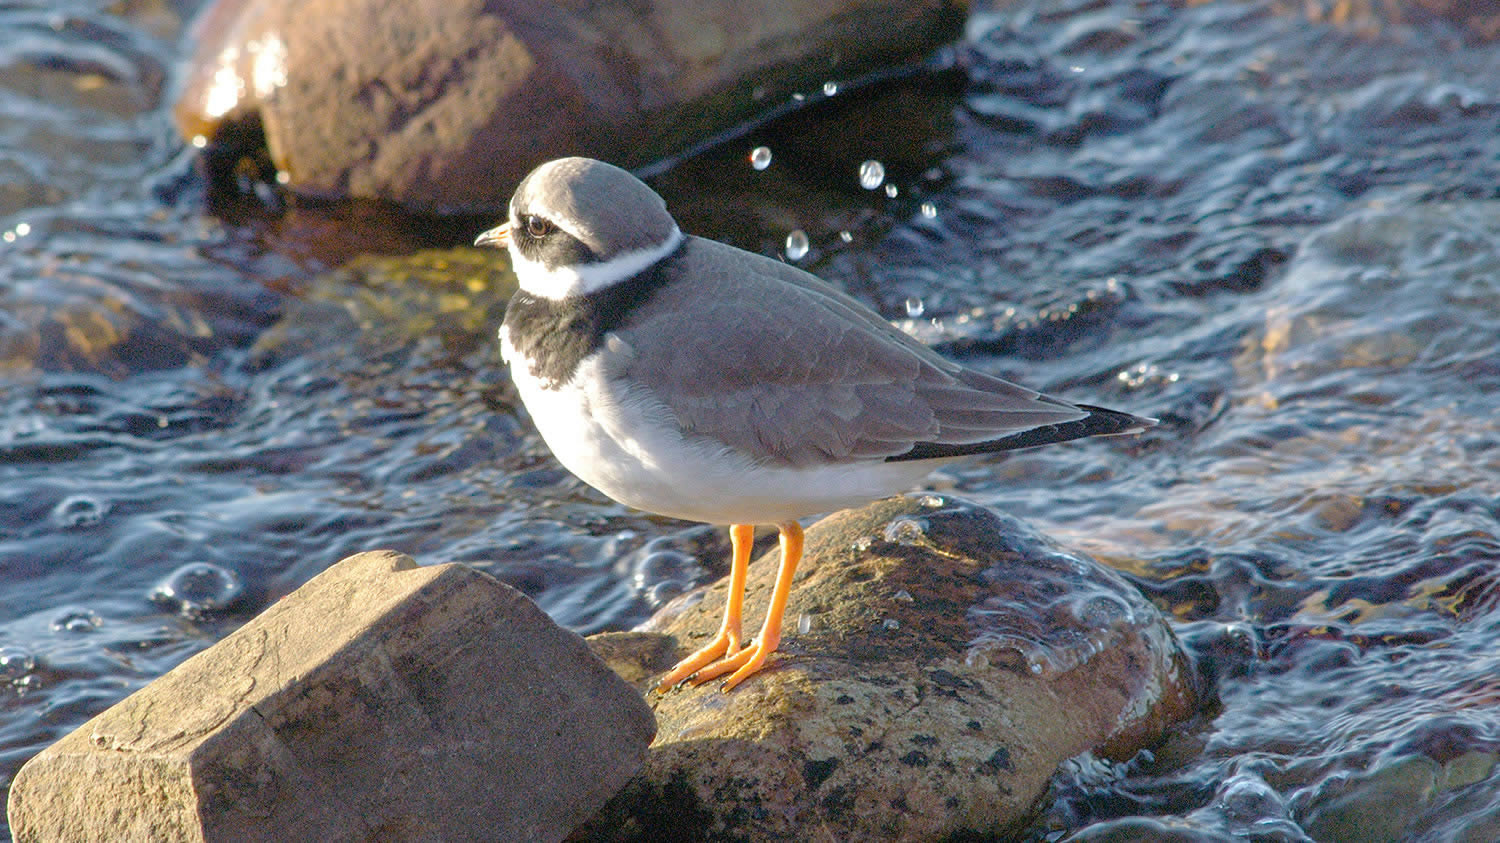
[474,157,1154,692]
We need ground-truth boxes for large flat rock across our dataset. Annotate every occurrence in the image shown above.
[7,551,656,842]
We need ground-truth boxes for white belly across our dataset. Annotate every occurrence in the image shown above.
[502,332,937,525]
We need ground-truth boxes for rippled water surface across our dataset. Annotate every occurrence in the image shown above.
[4,0,1500,839]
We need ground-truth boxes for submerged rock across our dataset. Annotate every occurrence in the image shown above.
[249,246,516,366]
[6,551,656,842]
[580,495,1199,840]
[174,0,968,213]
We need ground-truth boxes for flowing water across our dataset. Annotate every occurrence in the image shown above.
[3,0,1500,839]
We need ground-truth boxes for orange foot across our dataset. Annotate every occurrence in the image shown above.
[687,637,776,691]
[655,629,741,689]
[656,521,804,693]
[655,523,753,692]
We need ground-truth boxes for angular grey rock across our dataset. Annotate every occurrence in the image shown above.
[6,551,656,842]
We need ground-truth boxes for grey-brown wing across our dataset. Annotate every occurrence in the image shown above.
[605,238,1088,468]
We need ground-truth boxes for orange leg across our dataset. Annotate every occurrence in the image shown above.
[655,523,756,691]
[690,520,804,691]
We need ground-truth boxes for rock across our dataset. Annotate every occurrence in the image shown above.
[575,495,1199,841]
[6,551,656,843]
[1181,0,1500,43]
[248,246,516,367]
[1303,749,1500,842]
[173,0,968,212]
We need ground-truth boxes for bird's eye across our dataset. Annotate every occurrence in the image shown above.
[524,215,553,238]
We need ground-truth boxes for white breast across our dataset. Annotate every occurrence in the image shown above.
[500,327,938,525]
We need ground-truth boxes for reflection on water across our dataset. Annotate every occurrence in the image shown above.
[4,0,1500,838]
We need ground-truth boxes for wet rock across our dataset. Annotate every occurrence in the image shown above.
[1198,0,1500,43]
[249,246,516,367]
[576,495,1199,841]
[1243,201,1500,395]
[174,0,968,213]
[1304,751,1500,842]
[6,551,656,842]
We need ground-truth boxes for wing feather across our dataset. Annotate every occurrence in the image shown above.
[607,237,1096,467]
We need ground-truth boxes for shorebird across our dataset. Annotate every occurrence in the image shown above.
[475,157,1153,691]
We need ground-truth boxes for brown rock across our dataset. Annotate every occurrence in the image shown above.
[174,0,968,212]
[7,551,656,842]
[576,495,1199,841]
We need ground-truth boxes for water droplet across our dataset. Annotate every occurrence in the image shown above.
[919,494,945,508]
[904,297,926,318]
[920,202,937,218]
[798,613,812,634]
[883,517,927,545]
[893,589,914,603]
[822,81,839,96]
[749,146,772,171]
[52,495,108,529]
[150,562,245,619]
[882,618,900,630]
[791,92,806,103]
[858,160,886,190]
[838,230,853,243]
[884,183,899,198]
[0,645,37,681]
[52,609,102,633]
[785,229,810,261]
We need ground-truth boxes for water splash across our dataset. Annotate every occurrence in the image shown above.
[51,609,102,633]
[51,495,109,529]
[629,542,699,610]
[149,562,244,619]
[0,645,37,683]
[966,547,1150,677]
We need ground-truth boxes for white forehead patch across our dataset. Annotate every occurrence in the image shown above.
[510,227,683,300]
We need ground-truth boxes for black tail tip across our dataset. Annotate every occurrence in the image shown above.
[1075,404,1157,436]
